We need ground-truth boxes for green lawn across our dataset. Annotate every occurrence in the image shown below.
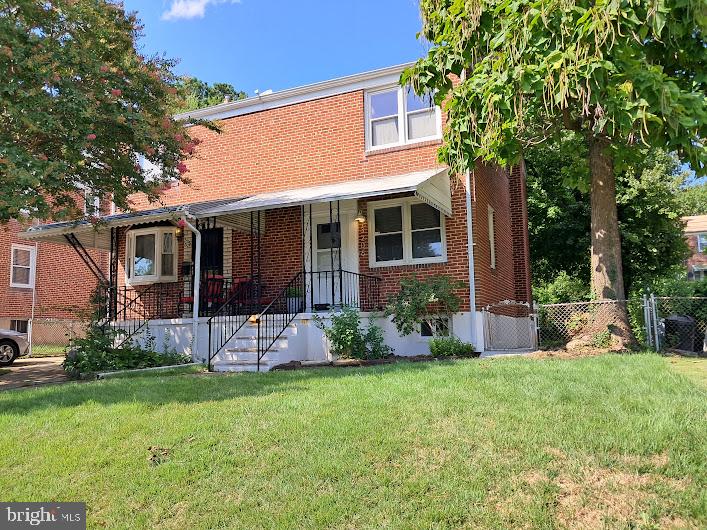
[666,355,707,388]
[0,354,704,529]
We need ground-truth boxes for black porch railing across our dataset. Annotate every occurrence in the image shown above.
[306,270,383,312]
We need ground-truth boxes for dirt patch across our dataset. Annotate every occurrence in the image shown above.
[0,356,69,391]
[528,347,610,360]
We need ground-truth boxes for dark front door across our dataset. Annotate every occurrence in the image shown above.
[194,227,224,277]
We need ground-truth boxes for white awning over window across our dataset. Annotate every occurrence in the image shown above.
[198,167,452,217]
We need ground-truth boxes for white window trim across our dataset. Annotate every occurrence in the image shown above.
[697,233,707,253]
[125,227,178,285]
[10,243,36,289]
[488,206,496,270]
[367,197,447,268]
[364,84,442,152]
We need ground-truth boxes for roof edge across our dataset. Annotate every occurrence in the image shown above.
[175,62,415,123]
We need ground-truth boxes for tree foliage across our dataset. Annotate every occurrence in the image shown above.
[678,180,707,216]
[404,0,706,174]
[170,77,246,114]
[527,133,690,295]
[0,0,215,222]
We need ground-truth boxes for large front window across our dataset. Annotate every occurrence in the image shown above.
[365,86,441,150]
[126,228,177,284]
[368,198,446,267]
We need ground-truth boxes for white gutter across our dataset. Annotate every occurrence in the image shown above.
[460,68,478,349]
[181,217,202,361]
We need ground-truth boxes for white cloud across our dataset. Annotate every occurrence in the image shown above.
[161,0,241,21]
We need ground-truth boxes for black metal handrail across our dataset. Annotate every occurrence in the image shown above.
[306,270,382,312]
[255,271,306,371]
[206,277,260,370]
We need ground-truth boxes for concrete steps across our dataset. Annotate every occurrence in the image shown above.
[212,321,298,372]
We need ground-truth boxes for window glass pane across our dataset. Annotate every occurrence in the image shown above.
[371,117,399,146]
[407,108,437,140]
[161,255,174,276]
[316,222,340,250]
[370,90,398,118]
[12,267,30,285]
[375,234,404,262]
[374,206,402,233]
[162,233,174,254]
[699,234,707,250]
[420,320,433,337]
[412,229,443,258]
[13,248,30,267]
[406,87,434,112]
[134,234,155,276]
[435,317,450,337]
[411,203,441,230]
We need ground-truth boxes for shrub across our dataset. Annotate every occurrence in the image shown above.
[591,329,612,349]
[385,275,465,337]
[428,336,477,357]
[314,306,392,360]
[64,326,190,376]
[533,271,589,305]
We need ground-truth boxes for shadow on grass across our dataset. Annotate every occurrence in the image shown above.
[0,359,448,415]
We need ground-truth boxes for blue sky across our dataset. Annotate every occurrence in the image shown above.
[121,0,428,96]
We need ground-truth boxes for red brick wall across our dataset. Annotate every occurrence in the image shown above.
[357,188,471,311]
[0,220,108,320]
[686,234,707,277]
[509,162,532,303]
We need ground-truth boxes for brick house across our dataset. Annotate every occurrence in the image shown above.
[683,215,707,280]
[21,63,532,370]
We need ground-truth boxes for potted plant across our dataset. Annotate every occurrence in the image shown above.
[285,286,304,314]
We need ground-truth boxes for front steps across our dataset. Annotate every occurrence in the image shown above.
[211,321,298,372]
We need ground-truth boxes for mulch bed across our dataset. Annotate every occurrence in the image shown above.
[271,353,480,371]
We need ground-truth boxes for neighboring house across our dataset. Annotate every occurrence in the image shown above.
[0,215,108,336]
[683,215,707,280]
[21,63,532,370]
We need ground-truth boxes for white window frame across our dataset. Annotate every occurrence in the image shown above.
[84,189,101,217]
[367,197,447,268]
[125,227,178,285]
[488,206,496,270]
[10,243,36,289]
[697,233,707,253]
[364,85,442,152]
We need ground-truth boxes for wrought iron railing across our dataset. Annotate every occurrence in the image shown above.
[306,270,382,312]
[255,271,306,371]
[206,278,261,370]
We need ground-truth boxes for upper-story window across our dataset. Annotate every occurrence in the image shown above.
[84,190,100,217]
[697,233,707,252]
[365,86,441,151]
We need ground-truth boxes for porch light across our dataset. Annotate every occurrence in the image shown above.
[175,226,184,239]
[355,208,367,223]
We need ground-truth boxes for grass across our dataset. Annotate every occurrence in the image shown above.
[29,343,67,357]
[0,353,705,529]
[666,355,707,388]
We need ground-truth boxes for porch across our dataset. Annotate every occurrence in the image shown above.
[21,167,462,371]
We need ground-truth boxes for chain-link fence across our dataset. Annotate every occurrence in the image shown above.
[0,317,89,357]
[536,296,707,356]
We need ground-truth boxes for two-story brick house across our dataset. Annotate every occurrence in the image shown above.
[21,63,532,370]
[683,215,707,280]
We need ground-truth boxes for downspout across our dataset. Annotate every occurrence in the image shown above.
[460,67,479,349]
[181,216,202,362]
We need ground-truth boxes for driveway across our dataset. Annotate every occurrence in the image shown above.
[0,356,69,391]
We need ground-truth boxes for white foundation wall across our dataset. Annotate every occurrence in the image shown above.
[119,310,484,364]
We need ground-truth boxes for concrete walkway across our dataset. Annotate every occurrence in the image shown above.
[0,356,69,391]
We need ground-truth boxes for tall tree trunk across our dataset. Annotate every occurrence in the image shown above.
[588,135,635,348]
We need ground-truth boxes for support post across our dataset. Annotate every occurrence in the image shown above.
[182,217,202,362]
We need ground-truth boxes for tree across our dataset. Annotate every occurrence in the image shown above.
[678,180,707,216]
[527,133,690,296]
[170,77,246,114]
[405,0,706,346]
[0,0,215,222]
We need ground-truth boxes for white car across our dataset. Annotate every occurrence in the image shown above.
[0,329,30,366]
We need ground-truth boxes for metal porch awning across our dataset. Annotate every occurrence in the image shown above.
[197,167,452,218]
[19,167,451,249]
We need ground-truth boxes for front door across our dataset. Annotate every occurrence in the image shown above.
[194,227,224,277]
[311,207,358,310]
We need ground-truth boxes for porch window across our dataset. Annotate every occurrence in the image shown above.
[10,244,36,288]
[365,86,441,150]
[126,227,178,284]
[368,198,446,267]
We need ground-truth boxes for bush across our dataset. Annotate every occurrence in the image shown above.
[64,326,190,376]
[428,336,477,357]
[314,306,392,360]
[533,271,589,305]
